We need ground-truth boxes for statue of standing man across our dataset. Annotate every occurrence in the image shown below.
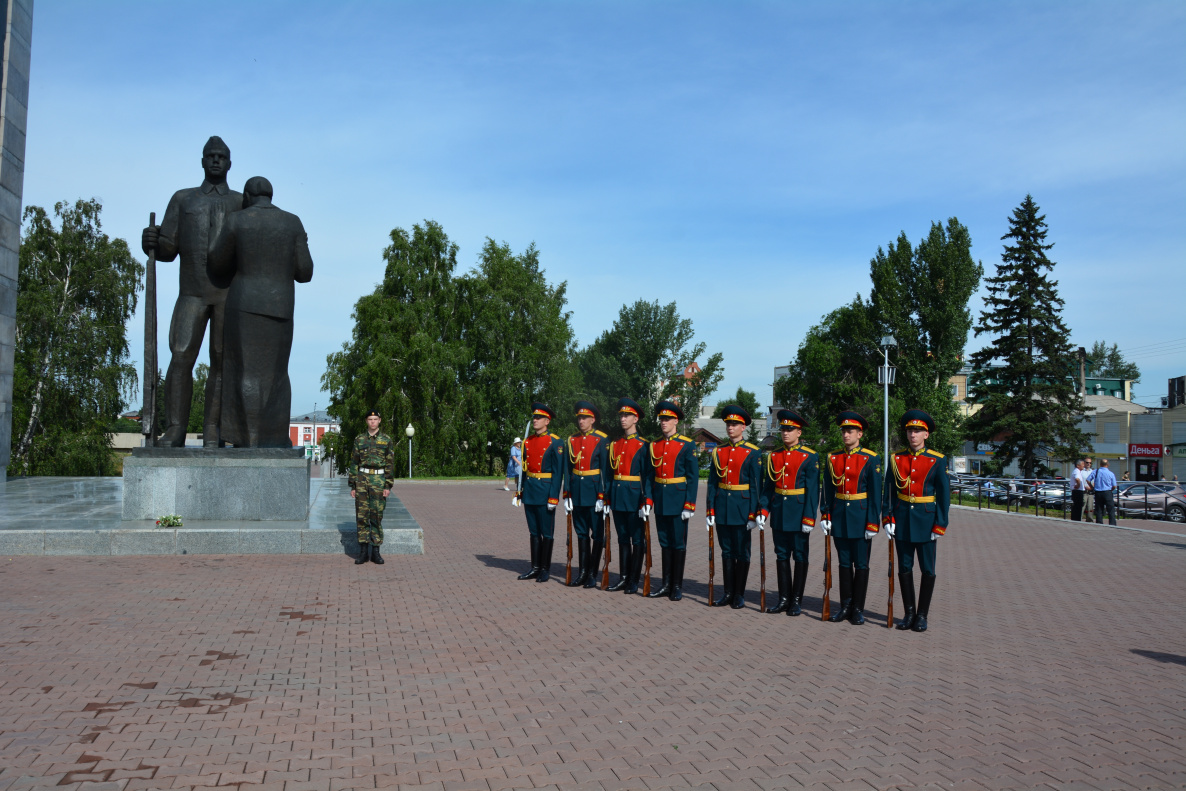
[142,136,242,447]
[207,176,313,447]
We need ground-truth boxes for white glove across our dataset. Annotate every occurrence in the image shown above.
[547,503,556,512]
[801,521,813,534]
[819,519,831,536]
[756,514,767,530]
[564,498,573,514]
[931,530,941,541]
[595,500,605,513]
[746,519,758,531]
[885,521,896,539]
[706,515,716,531]
[863,528,875,541]
[638,504,651,519]
[512,496,521,507]
[680,509,692,521]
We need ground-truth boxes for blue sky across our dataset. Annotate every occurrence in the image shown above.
[23,1,1186,416]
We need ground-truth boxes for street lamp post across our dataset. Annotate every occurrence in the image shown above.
[405,423,415,479]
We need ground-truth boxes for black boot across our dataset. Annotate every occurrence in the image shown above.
[517,535,541,580]
[913,574,936,632]
[714,559,735,607]
[607,543,630,591]
[355,542,370,565]
[625,542,645,594]
[537,538,554,582]
[585,538,604,588]
[731,562,750,609]
[766,559,791,613]
[570,537,589,586]
[896,571,917,630]
[829,566,853,622]
[669,549,686,601]
[371,544,384,565]
[850,569,868,625]
[649,547,673,597]
[787,560,807,616]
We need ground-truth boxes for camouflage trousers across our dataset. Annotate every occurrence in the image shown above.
[355,473,388,545]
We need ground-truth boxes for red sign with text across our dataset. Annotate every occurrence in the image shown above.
[1128,443,1163,458]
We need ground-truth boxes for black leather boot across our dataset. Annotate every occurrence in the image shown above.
[517,535,541,580]
[787,560,807,616]
[766,559,791,613]
[607,543,631,591]
[570,537,588,586]
[914,574,936,632]
[714,559,735,607]
[648,547,673,598]
[896,571,917,630]
[371,544,384,565]
[355,542,370,565]
[731,562,750,609]
[850,569,868,625]
[829,566,853,622]
[625,542,645,594]
[669,549,686,601]
[585,538,604,588]
[537,538,554,582]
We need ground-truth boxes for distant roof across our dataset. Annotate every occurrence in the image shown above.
[1082,394,1148,415]
[290,409,340,423]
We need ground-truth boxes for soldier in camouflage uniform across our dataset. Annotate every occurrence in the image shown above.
[350,409,395,565]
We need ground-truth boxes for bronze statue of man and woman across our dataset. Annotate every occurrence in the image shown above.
[141,136,313,448]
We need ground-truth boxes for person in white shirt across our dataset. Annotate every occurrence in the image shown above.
[1071,460,1087,522]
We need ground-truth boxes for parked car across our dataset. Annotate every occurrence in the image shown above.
[1114,483,1186,523]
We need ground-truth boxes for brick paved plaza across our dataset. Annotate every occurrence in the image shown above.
[1,482,1184,790]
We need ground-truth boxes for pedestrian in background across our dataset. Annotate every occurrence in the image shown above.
[1071,459,1087,522]
[504,438,522,491]
[1084,457,1097,523]
[1093,459,1119,526]
[1121,471,1130,482]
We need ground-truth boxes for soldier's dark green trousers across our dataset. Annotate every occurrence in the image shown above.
[355,472,387,545]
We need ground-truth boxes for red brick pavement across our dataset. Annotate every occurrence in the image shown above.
[1,482,1184,791]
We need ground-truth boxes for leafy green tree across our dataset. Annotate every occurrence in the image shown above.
[186,363,208,434]
[576,299,723,438]
[1088,340,1140,390]
[712,386,762,442]
[11,200,143,475]
[323,223,579,476]
[775,219,982,457]
[966,195,1091,477]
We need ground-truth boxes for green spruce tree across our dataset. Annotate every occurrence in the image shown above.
[965,195,1091,477]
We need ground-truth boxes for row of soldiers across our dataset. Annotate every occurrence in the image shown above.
[513,399,950,631]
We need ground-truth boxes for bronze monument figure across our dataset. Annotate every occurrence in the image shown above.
[207,176,314,447]
[142,136,242,447]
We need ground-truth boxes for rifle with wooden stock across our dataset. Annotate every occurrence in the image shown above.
[601,510,611,590]
[822,533,832,621]
[758,524,767,612]
[565,508,574,585]
[643,510,652,597]
[707,519,715,605]
[887,534,895,628]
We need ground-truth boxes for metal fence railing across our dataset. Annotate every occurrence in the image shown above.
[948,476,1186,524]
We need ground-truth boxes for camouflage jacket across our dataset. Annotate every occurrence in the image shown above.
[349,431,395,489]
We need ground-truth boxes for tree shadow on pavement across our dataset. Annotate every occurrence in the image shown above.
[1131,649,1186,666]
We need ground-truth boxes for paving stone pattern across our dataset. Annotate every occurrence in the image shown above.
[1,483,1184,790]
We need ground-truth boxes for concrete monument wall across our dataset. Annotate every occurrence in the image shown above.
[0,0,32,492]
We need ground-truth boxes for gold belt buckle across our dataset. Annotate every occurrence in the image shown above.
[909,494,916,504]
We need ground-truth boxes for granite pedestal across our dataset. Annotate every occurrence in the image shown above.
[122,447,310,521]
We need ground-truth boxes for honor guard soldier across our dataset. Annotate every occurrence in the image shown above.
[647,401,699,601]
[349,410,395,565]
[706,405,764,609]
[885,409,949,632]
[514,403,566,582]
[819,411,882,624]
[563,402,609,587]
[606,398,652,594]
[758,409,818,615]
